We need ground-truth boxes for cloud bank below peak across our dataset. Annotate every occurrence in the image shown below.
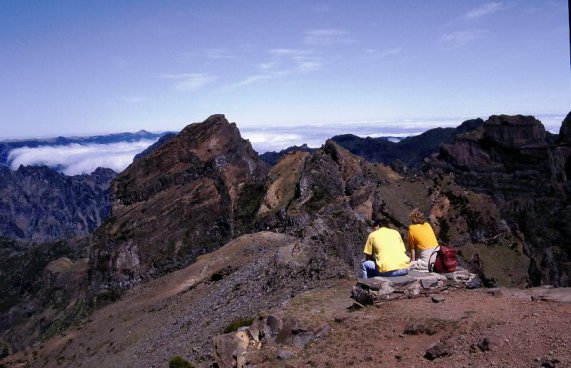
[8,140,158,176]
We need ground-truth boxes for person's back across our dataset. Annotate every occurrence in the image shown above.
[408,222,438,250]
[407,209,439,271]
[361,219,410,278]
[366,227,410,272]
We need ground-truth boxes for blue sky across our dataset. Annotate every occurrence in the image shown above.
[1,0,569,142]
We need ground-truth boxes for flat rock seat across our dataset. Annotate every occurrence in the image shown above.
[351,267,478,305]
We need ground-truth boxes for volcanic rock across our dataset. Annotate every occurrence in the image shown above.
[434,114,571,286]
[90,115,270,290]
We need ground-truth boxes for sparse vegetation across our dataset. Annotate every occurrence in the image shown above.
[223,317,255,334]
[168,355,194,368]
[439,218,450,243]
[0,341,9,359]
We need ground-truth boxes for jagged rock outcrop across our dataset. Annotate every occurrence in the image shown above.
[90,114,270,290]
[255,139,527,286]
[437,115,562,197]
[0,166,115,242]
[433,114,571,286]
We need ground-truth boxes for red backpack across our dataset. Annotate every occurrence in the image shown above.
[429,245,457,273]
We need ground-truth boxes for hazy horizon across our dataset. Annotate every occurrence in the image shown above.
[4,112,568,175]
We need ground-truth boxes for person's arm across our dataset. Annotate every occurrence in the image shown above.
[363,234,374,261]
[407,230,416,261]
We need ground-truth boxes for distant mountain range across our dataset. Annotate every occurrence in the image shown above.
[257,120,485,167]
[0,130,166,168]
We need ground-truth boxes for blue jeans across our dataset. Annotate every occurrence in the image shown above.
[361,260,408,278]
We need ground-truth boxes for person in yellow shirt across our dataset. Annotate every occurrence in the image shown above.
[361,218,410,278]
[407,209,439,271]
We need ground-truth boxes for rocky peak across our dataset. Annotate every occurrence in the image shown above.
[90,115,269,290]
[483,114,546,148]
[433,114,571,286]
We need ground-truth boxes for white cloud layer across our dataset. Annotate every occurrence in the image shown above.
[240,121,441,153]
[8,140,158,176]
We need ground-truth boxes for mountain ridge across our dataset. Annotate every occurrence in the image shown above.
[1,113,570,367]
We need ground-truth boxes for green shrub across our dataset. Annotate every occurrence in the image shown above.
[223,317,255,334]
[168,355,194,368]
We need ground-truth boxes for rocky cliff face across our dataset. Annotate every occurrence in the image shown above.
[0,166,115,242]
[90,115,270,290]
[434,114,571,286]
[255,139,529,287]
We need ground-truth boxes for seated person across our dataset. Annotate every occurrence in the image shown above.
[361,218,410,278]
[407,209,439,271]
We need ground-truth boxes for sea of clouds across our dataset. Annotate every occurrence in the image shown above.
[7,115,565,176]
[8,140,158,176]
[241,121,429,153]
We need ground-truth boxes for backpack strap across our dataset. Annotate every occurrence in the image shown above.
[428,246,440,273]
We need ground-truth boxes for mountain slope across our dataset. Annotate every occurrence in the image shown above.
[90,114,270,291]
[0,166,115,242]
[3,237,570,368]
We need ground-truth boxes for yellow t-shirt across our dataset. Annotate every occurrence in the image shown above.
[407,222,438,251]
[363,227,410,272]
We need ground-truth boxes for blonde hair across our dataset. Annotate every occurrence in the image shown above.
[409,209,425,224]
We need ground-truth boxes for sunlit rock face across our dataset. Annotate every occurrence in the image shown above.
[90,114,270,289]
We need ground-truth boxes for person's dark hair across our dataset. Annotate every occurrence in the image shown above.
[373,218,391,228]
